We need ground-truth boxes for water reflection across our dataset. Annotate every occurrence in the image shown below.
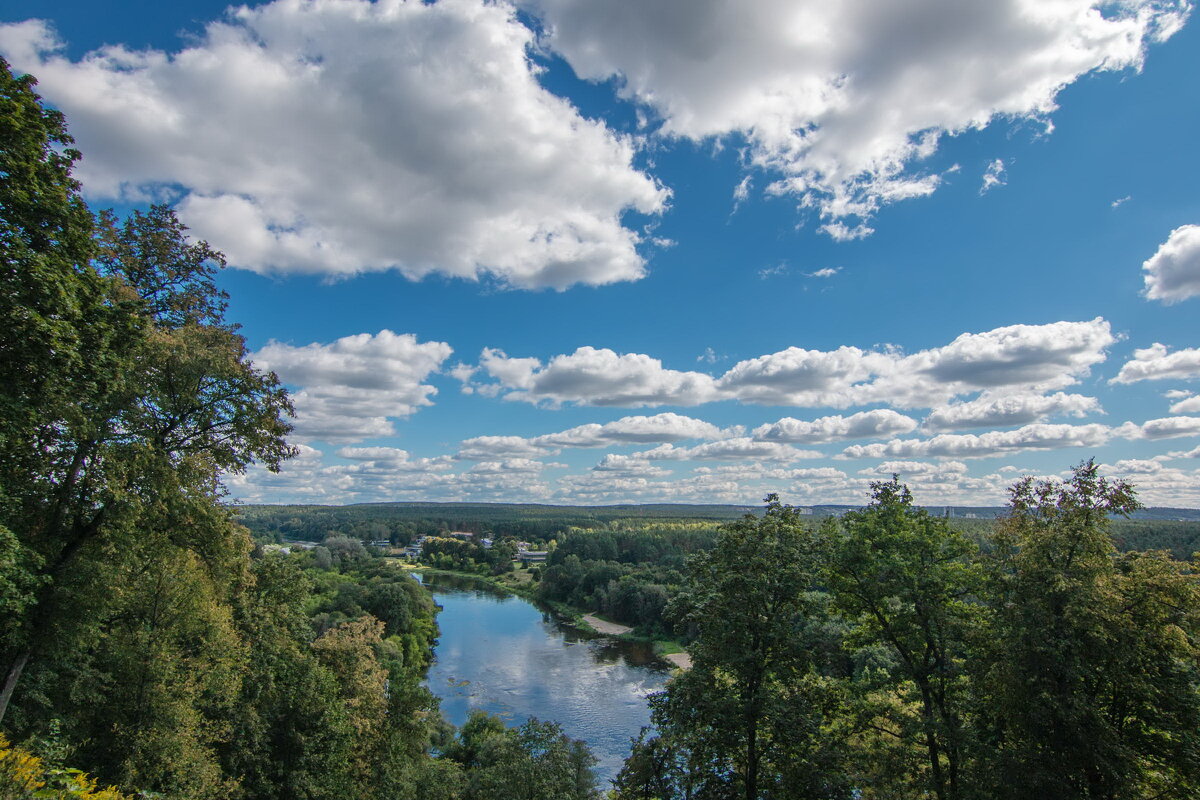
[416,572,670,784]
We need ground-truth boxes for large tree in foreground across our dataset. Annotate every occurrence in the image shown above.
[616,496,852,800]
[0,57,294,727]
[821,479,981,800]
[978,460,1200,800]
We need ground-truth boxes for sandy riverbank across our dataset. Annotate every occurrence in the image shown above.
[663,652,692,669]
[582,613,633,636]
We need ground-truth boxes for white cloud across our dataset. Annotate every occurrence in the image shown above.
[478,346,720,406]
[457,436,557,461]
[592,454,673,477]
[1111,195,1131,209]
[1143,224,1200,303]
[889,318,1114,402]
[525,0,1185,236]
[1137,416,1200,440]
[474,318,1115,409]
[632,438,821,463]
[753,409,917,443]
[1111,344,1200,384]
[841,422,1114,460]
[251,330,451,443]
[1170,395,1200,414]
[457,413,736,459]
[922,392,1101,432]
[1101,458,1164,475]
[859,460,969,476]
[334,446,455,472]
[536,413,736,448]
[0,0,666,290]
[716,345,890,406]
[806,267,841,278]
[980,159,1006,194]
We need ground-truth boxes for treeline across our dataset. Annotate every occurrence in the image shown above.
[237,502,754,545]
[616,463,1200,800]
[536,523,720,634]
[0,60,600,800]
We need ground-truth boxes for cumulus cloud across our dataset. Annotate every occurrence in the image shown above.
[456,435,557,461]
[1143,224,1200,303]
[477,346,720,406]
[475,318,1114,409]
[841,423,1114,460]
[0,0,666,289]
[457,413,736,459]
[626,438,821,463]
[922,392,1101,432]
[1170,395,1200,414]
[752,410,917,443]
[1136,416,1200,440]
[536,413,737,447]
[524,0,1185,236]
[334,446,455,472]
[592,454,673,477]
[889,318,1114,401]
[251,330,451,443]
[1111,344,1200,384]
[859,460,969,476]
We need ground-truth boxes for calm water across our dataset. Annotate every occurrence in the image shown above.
[417,573,671,784]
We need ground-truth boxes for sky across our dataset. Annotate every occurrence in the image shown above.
[3,0,1200,508]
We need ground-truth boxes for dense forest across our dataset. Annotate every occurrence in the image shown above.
[7,57,1200,800]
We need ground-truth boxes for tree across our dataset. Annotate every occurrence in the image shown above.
[619,496,851,800]
[978,460,1200,799]
[821,479,981,800]
[0,57,293,727]
[448,712,599,800]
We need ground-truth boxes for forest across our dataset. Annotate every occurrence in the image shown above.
[6,56,1200,800]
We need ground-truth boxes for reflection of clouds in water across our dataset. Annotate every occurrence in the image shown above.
[425,583,669,783]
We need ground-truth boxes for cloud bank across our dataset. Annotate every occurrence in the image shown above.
[0,0,666,289]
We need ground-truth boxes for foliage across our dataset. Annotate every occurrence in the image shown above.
[975,460,1200,799]
[445,711,599,800]
[821,480,981,800]
[617,497,852,800]
[0,735,131,800]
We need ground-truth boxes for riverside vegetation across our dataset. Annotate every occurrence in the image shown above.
[6,59,1200,800]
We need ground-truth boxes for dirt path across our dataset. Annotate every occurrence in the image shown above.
[582,614,633,636]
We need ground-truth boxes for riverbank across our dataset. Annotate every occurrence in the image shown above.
[400,560,690,668]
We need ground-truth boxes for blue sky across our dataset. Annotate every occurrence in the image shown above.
[3,0,1200,507]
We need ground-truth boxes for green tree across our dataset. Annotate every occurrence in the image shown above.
[0,59,293,731]
[620,496,850,800]
[978,460,1200,799]
[821,479,981,800]
[450,712,598,800]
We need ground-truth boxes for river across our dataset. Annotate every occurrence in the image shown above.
[416,572,672,785]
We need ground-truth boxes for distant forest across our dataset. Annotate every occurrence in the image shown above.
[237,501,1200,559]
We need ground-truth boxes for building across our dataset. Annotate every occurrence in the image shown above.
[517,550,548,565]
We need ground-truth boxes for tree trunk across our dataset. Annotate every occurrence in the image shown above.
[0,647,31,725]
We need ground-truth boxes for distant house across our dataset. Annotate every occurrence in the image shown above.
[447,531,474,540]
[518,550,548,564]
[480,537,494,549]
